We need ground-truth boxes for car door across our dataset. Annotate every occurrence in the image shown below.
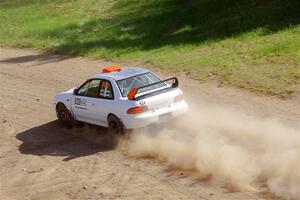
[71,79,101,124]
[92,79,115,126]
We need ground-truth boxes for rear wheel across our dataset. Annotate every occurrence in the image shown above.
[108,114,124,135]
[57,104,72,128]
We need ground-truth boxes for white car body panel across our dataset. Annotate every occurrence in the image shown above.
[54,67,188,129]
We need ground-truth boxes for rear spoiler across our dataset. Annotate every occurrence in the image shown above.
[127,77,179,100]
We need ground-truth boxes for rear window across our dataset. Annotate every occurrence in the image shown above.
[117,72,165,97]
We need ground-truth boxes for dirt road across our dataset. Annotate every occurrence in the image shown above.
[0,48,299,200]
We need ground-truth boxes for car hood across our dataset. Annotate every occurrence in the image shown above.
[54,87,75,100]
[60,87,76,95]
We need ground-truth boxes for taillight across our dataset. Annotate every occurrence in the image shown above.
[174,94,184,103]
[127,106,148,114]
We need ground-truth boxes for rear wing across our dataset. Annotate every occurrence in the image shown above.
[127,77,179,100]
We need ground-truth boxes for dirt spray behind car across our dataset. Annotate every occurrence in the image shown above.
[122,102,300,200]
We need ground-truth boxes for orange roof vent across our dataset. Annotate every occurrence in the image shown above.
[102,66,122,73]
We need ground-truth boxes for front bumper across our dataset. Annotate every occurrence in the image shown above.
[122,101,188,129]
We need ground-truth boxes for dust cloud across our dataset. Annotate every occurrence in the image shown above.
[123,103,300,200]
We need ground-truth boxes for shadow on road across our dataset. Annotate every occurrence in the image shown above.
[0,53,69,66]
[16,121,117,161]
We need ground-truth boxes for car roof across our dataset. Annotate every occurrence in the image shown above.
[91,67,150,81]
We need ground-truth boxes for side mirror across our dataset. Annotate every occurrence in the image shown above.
[73,88,79,95]
[171,77,179,88]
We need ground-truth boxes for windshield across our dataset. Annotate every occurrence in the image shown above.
[117,72,166,97]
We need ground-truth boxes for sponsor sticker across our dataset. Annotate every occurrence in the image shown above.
[75,98,87,106]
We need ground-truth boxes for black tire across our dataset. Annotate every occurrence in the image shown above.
[107,114,124,135]
[57,103,72,128]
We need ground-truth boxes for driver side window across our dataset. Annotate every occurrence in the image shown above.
[86,80,101,98]
[77,79,113,99]
[77,81,90,96]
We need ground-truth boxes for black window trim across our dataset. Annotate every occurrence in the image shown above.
[75,78,115,100]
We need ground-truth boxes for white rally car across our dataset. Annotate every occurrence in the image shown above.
[54,66,188,133]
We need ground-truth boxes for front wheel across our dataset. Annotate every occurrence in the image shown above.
[57,104,72,128]
[108,115,124,135]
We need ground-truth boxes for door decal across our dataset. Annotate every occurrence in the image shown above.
[75,98,87,106]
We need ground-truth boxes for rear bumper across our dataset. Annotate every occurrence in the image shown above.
[122,101,188,129]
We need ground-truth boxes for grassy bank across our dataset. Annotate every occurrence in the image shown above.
[0,0,299,96]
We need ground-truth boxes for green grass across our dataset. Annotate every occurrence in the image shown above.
[1,0,300,96]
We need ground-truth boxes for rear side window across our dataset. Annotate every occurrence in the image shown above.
[99,80,114,99]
